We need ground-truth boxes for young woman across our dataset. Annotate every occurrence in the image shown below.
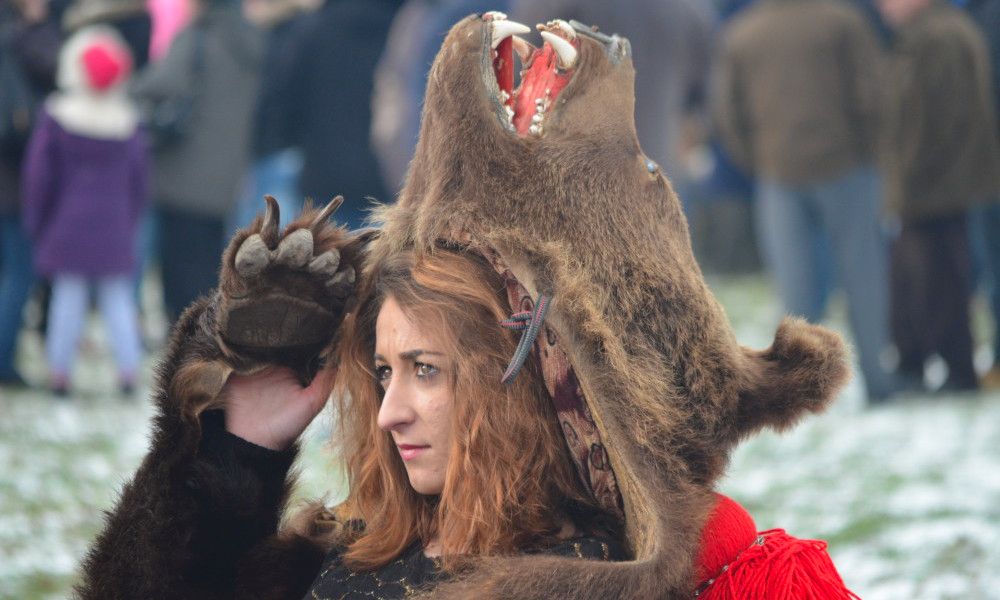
[224,246,627,596]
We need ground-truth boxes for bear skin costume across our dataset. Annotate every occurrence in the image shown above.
[77,13,854,599]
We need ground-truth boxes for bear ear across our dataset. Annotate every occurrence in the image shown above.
[735,317,851,437]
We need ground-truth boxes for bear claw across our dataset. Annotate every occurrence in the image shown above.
[308,250,341,276]
[274,229,314,268]
[234,234,270,278]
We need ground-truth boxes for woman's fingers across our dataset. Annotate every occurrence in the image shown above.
[300,363,337,415]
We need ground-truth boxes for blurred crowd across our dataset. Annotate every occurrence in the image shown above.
[0,0,998,404]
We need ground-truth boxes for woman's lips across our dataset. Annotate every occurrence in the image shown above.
[397,444,429,461]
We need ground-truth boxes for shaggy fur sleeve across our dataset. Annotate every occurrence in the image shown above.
[75,300,325,600]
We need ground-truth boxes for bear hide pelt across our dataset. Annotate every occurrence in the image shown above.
[356,13,850,599]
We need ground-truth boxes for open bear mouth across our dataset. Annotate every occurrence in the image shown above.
[485,12,579,137]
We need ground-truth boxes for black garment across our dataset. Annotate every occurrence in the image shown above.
[287,0,404,228]
[891,214,977,390]
[306,534,625,599]
[190,410,302,593]
[105,13,153,70]
[157,205,226,324]
[251,14,311,159]
[0,10,60,213]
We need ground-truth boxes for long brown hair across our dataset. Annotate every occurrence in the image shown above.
[333,247,614,571]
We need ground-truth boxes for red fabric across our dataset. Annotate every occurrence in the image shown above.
[81,41,131,91]
[695,493,759,583]
[512,41,574,134]
[696,494,861,599]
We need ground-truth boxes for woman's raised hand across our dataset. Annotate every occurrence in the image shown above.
[221,364,336,450]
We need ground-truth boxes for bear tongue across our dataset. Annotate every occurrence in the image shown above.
[512,43,573,135]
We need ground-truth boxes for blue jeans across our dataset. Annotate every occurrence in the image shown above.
[969,202,1000,363]
[755,166,894,399]
[0,215,35,378]
[229,149,304,236]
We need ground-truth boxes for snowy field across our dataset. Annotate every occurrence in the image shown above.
[2,274,999,599]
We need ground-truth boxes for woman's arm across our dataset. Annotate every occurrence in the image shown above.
[76,197,366,599]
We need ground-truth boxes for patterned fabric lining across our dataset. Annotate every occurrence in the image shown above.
[501,277,624,520]
[458,241,624,519]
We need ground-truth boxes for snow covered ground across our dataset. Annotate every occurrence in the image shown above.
[1,274,998,599]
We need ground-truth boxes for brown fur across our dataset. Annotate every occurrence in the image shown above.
[76,205,367,599]
[335,15,850,599]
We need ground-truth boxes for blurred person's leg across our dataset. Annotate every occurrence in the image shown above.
[228,167,260,236]
[817,166,896,401]
[46,274,89,394]
[96,274,143,393]
[0,215,35,385]
[158,205,225,325]
[987,205,1000,365]
[928,214,977,391]
[134,209,158,300]
[263,148,303,220]
[754,180,827,321]
[229,149,304,236]
[890,221,932,385]
[35,279,52,335]
[969,202,1000,384]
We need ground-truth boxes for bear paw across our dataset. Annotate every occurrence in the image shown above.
[216,195,365,362]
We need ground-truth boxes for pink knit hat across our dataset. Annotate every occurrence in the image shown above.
[80,38,132,91]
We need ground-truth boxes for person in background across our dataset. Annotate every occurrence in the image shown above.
[713,0,897,403]
[285,0,404,229]
[0,0,61,388]
[228,0,318,232]
[132,0,262,324]
[962,0,1000,388]
[878,0,1000,393]
[21,26,148,396]
[372,0,509,194]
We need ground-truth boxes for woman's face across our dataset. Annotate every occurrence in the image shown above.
[375,296,455,495]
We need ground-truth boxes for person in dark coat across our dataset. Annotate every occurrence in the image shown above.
[21,25,148,395]
[0,0,60,388]
[286,0,404,229]
[228,0,318,232]
[372,0,509,194]
[878,0,1000,392]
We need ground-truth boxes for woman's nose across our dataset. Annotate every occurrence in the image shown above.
[377,379,415,431]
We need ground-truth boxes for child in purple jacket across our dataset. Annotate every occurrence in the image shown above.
[22,25,147,396]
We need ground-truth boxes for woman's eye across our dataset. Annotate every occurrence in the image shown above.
[375,365,391,384]
[416,362,439,378]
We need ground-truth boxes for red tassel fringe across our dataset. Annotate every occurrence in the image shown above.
[696,529,862,600]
